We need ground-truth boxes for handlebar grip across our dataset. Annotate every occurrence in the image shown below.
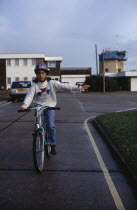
[47,107,60,110]
[18,109,30,112]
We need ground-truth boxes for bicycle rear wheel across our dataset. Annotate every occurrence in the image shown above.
[33,131,45,172]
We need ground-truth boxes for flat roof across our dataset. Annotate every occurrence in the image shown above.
[61,69,91,75]
[105,71,137,77]
[0,53,45,59]
[45,56,63,61]
[61,67,91,70]
[0,54,63,61]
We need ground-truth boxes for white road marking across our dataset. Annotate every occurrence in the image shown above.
[128,100,137,105]
[0,102,12,107]
[84,117,125,210]
[75,95,86,112]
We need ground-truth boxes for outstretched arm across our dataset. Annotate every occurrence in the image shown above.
[53,81,90,91]
[20,84,35,110]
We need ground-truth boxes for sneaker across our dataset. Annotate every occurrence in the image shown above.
[49,145,56,156]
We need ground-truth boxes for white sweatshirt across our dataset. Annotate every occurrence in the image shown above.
[22,80,81,108]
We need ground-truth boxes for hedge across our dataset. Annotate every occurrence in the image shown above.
[85,75,130,92]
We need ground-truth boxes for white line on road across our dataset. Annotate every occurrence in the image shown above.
[0,102,12,107]
[75,95,86,112]
[84,117,125,210]
[128,100,137,105]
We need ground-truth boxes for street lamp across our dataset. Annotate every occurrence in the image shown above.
[95,44,99,75]
[102,49,105,93]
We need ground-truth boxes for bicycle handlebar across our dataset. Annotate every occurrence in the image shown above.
[18,106,60,112]
[47,107,60,110]
[18,109,30,112]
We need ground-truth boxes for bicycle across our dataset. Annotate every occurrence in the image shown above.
[18,106,60,172]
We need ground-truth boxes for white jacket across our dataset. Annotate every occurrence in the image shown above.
[22,80,81,108]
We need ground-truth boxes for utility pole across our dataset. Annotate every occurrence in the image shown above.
[102,49,105,93]
[95,44,99,75]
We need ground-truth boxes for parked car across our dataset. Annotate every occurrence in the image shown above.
[9,81,31,101]
[75,82,84,87]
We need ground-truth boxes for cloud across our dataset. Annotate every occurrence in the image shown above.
[0,0,137,73]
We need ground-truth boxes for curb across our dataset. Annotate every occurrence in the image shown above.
[93,118,137,188]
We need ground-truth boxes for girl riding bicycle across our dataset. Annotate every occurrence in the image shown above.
[20,64,90,155]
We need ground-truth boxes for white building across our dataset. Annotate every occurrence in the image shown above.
[105,71,137,91]
[0,53,62,89]
[60,68,91,85]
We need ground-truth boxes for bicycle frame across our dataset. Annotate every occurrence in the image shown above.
[32,106,51,147]
[33,106,45,133]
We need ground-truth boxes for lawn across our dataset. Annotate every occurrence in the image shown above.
[96,111,137,176]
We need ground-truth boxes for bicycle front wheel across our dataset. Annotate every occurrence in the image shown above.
[33,131,45,172]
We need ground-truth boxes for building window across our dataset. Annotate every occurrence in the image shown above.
[105,68,109,72]
[32,59,36,65]
[7,78,11,84]
[23,59,28,66]
[15,59,19,66]
[24,77,28,81]
[118,69,121,72]
[55,78,58,81]
[7,59,11,66]
[48,61,56,68]
[15,77,19,81]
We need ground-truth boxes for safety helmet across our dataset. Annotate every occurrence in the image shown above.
[34,64,50,75]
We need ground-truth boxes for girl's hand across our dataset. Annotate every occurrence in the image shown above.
[20,107,27,110]
[82,85,90,90]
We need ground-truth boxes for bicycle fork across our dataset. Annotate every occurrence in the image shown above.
[32,126,45,150]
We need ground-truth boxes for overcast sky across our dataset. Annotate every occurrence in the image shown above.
[0,0,137,74]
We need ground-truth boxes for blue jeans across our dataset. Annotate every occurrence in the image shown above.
[44,109,56,145]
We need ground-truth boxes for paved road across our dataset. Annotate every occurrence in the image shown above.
[0,92,137,209]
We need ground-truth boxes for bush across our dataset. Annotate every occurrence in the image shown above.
[113,77,130,91]
[85,75,130,92]
[85,75,119,92]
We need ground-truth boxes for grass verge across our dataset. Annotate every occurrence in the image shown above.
[96,111,137,176]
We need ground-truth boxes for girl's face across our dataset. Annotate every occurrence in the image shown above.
[37,70,47,82]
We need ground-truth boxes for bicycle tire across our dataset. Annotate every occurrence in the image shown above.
[33,131,45,172]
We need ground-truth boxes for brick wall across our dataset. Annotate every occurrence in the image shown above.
[0,59,6,89]
[44,61,61,76]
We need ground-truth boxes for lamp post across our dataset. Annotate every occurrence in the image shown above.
[102,49,105,93]
[95,44,99,75]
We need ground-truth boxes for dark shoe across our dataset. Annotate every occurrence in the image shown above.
[49,145,56,156]
[32,132,36,137]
